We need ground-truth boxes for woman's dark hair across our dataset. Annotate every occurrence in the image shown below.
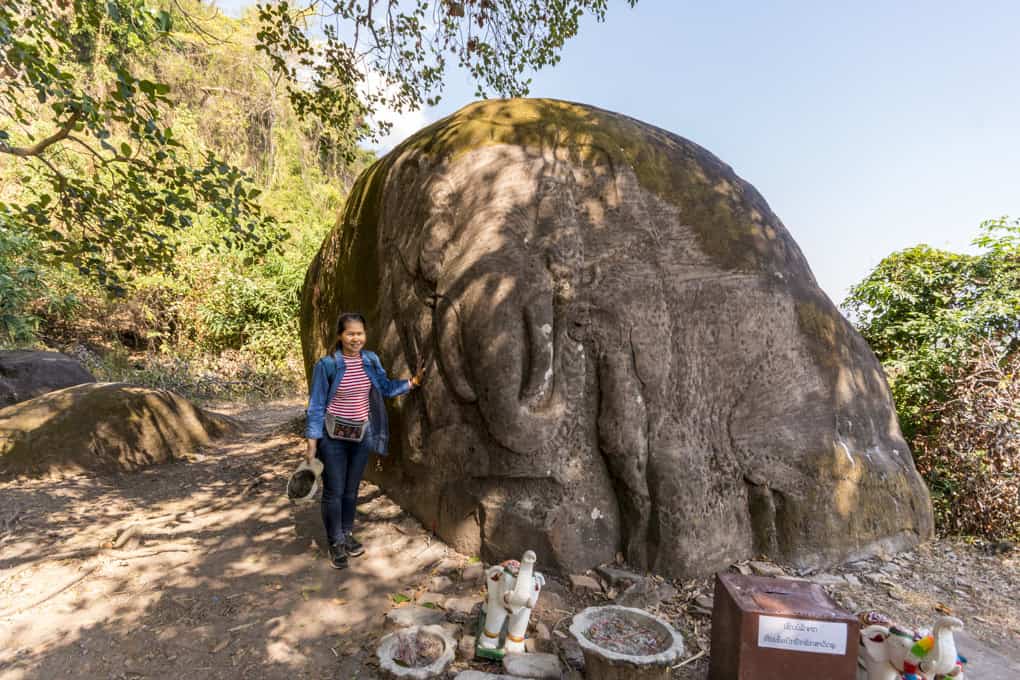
[337,312,367,334]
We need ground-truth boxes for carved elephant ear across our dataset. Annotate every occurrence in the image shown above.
[859,625,890,663]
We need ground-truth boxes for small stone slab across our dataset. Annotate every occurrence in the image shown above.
[445,595,481,616]
[435,557,462,575]
[568,574,602,593]
[503,652,563,679]
[429,575,455,592]
[454,672,527,680]
[595,565,643,588]
[462,563,485,582]
[385,605,445,629]
[808,573,846,586]
[615,577,678,608]
[748,560,785,577]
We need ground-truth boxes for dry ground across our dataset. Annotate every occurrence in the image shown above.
[1,399,1017,679]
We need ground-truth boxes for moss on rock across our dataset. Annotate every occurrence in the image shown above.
[301,98,817,378]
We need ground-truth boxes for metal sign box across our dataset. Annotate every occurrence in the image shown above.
[709,572,858,680]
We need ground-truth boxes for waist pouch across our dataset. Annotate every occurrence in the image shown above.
[324,413,368,442]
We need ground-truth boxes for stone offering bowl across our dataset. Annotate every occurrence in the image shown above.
[569,605,684,680]
[376,625,455,679]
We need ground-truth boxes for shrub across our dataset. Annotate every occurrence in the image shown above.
[844,217,1020,540]
[913,343,1020,540]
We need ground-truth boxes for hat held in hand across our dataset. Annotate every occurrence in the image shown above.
[287,458,324,502]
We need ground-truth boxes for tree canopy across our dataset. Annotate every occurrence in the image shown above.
[1,0,638,288]
[0,0,280,290]
[843,216,1020,440]
[253,0,639,155]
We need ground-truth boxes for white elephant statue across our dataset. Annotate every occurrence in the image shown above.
[478,550,545,655]
[857,616,967,680]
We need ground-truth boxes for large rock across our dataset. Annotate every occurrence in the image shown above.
[0,350,95,407]
[300,99,934,577]
[0,382,237,476]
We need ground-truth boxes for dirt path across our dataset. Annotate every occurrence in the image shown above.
[0,399,470,679]
[1,399,1017,679]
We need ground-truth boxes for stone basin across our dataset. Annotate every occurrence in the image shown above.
[569,605,684,680]
[376,625,455,679]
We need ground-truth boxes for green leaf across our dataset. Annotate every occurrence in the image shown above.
[156,10,172,32]
[390,593,411,604]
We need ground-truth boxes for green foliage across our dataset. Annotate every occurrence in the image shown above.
[843,217,1020,440]
[0,225,43,343]
[79,344,297,402]
[0,2,360,380]
[2,0,633,395]
[0,225,81,346]
[843,217,1020,540]
[0,0,279,288]
[254,0,640,157]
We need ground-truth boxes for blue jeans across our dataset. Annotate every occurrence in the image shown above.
[317,434,371,546]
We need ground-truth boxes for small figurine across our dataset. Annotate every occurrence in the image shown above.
[857,613,967,680]
[476,550,545,659]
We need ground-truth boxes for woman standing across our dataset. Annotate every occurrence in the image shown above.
[305,313,424,569]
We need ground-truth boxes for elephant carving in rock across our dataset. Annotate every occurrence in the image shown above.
[478,549,545,656]
[300,98,935,578]
[858,616,966,680]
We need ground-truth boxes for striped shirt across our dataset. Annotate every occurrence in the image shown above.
[326,354,371,421]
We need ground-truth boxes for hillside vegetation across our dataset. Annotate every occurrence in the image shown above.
[1,1,371,399]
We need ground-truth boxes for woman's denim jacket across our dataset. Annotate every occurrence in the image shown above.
[305,349,411,455]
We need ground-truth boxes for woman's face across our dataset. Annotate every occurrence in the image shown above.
[338,321,366,355]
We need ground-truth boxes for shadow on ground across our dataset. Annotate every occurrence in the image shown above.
[0,399,455,680]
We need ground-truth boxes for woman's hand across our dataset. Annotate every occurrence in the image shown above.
[410,365,426,388]
[305,438,317,463]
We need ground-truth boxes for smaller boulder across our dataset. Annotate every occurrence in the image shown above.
[0,383,236,477]
[615,577,678,609]
[0,350,95,407]
[748,561,786,577]
[568,574,602,594]
[595,565,643,589]
[503,652,562,679]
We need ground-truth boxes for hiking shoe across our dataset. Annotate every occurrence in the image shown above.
[328,541,349,570]
[344,531,364,557]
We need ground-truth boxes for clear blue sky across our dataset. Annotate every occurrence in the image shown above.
[217,0,1019,305]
